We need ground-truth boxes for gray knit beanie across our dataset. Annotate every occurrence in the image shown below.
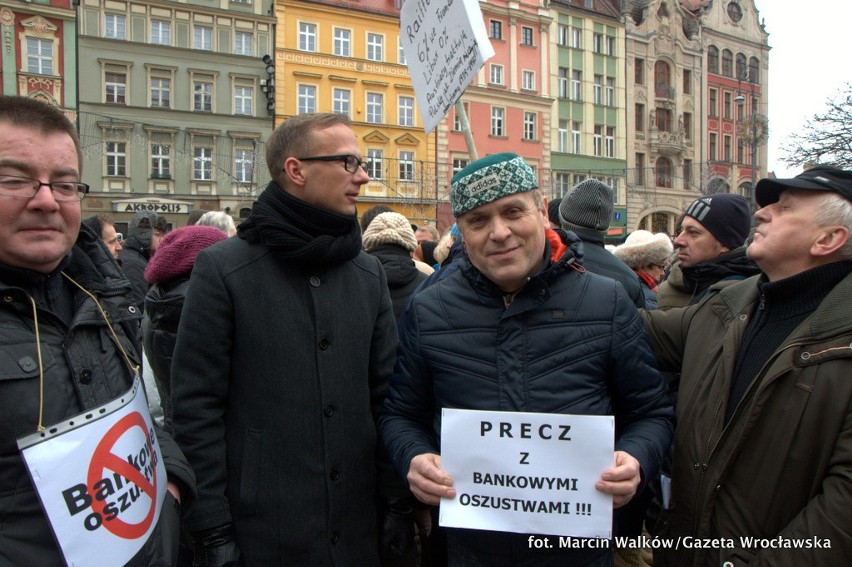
[362,212,419,252]
[558,179,614,232]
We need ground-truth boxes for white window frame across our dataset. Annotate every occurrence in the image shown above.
[398,37,407,64]
[150,142,171,179]
[366,92,383,124]
[332,88,351,117]
[572,121,581,154]
[234,84,253,115]
[193,25,213,50]
[557,25,569,46]
[333,28,351,57]
[521,26,534,46]
[192,74,215,112]
[104,69,127,104]
[150,20,171,46]
[558,120,568,153]
[106,141,127,176]
[105,14,126,40]
[571,27,581,48]
[490,106,505,137]
[234,146,254,183]
[594,75,603,104]
[593,33,603,53]
[606,77,615,106]
[571,70,582,101]
[398,96,414,127]
[193,146,214,181]
[399,151,415,181]
[26,38,54,75]
[234,31,253,56]
[593,125,603,156]
[606,126,615,158]
[490,64,504,86]
[149,74,171,109]
[367,149,383,179]
[523,112,536,141]
[367,33,384,62]
[558,67,569,99]
[522,70,535,91]
[298,84,317,114]
[299,22,317,52]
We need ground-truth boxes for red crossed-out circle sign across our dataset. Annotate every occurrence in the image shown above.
[87,411,158,539]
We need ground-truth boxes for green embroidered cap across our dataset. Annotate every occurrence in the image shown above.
[450,153,538,217]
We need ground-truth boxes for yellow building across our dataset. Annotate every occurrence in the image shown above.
[273,0,441,227]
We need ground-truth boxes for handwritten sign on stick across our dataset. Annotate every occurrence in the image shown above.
[400,0,495,133]
[439,408,614,538]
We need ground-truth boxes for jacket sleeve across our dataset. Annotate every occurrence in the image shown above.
[379,297,441,485]
[170,250,235,533]
[608,286,676,490]
[640,305,695,375]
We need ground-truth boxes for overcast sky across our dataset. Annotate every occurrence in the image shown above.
[754,1,852,178]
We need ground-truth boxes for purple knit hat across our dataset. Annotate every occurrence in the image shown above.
[144,225,227,284]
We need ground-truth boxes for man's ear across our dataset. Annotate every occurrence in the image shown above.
[282,156,306,187]
[812,225,850,258]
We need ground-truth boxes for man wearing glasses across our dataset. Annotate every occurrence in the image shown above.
[0,96,195,564]
[172,113,412,565]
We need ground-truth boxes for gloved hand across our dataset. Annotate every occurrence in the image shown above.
[379,500,416,562]
[188,523,242,567]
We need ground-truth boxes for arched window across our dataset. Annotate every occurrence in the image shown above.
[721,49,733,77]
[707,45,719,74]
[735,53,747,80]
[654,60,672,98]
[748,57,760,84]
[655,157,672,188]
[706,178,730,194]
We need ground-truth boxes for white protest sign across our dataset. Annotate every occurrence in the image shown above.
[19,377,167,567]
[400,0,495,133]
[440,408,613,538]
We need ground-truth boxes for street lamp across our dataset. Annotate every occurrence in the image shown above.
[735,69,767,209]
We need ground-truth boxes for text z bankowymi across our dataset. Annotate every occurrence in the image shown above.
[60,428,159,531]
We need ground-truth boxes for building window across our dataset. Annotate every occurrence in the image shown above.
[708,45,719,74]
[593,75,603,104]
[571,27,581,48]
[193,25,212,50]
[234,147,254,183]
[558,120,568,153]
[749,57,760,84]
[522,70,535,91]
[721,49,733,77]
[593,125,603,156]
[105,72,126,104]
[333,28,351,57]
[193,146,213,181]
[606,77,615,106]
[605,126,615,158]
[635,103,645,131]
[399,151,415,181]
[556,173,571,196]
[150,76,171,108]
[571,121,581,154]
[606,35,615,56]
[523,112,536,141]
[234,84,253,115]
[298,84,316,114]
[635,153,645,185]
[234,32,253,56]
[683,159,693,188]
[709,132,717,161]
[683,69,691,94]
[366,93,383,123]
[709,88,718,117]
[736,53,747,81]
[367,33,384,62]
[634,58,645,85]
[105,14,126,40]
[151,20,171,46]
[453,102,469,131]
[452,158,469,174]
[398,38,406,64]
[655,157,672,188]
[723,92,732,120]
[106,142,126,176]
[489,20,503,40]
[655,61,672,98]
[592,33,603,53]
[558,67,569,99]
[557,25,569,46]
[398,96,414,127]
[737,138,745,164]
[193,76,214,112]
[26,38,54,75]
[489,64,504,86]
[571,70,582,101]
[656,109,672,132]
[333,88,351,117]
[683,112,692,140]
[299,22,317,52]
[521,26,534,46]
[367,149,383,179]
[490,107,505,137]
[151,143,170,178]
[723,135,732,162]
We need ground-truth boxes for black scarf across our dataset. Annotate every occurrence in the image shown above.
[237,182,362,267]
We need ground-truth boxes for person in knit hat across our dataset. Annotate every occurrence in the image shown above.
[658,193,759,308]
[381,152,673,566]
[142,225,228,431]
[558,179,645,309]
[363,211,428,319]
[613,230,674,310]
[119,210,169,311]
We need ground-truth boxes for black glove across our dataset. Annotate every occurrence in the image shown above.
[380,501,416,563]
[188,524,242,567]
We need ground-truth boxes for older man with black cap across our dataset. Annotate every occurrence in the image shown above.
[658,193,759,308]
[380,152,674,567]
[642,165,852,566]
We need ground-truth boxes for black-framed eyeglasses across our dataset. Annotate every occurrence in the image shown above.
[296,154,367,174]
[0,174,89,202]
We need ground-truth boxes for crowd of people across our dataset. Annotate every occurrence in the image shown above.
[1,95,850,566]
